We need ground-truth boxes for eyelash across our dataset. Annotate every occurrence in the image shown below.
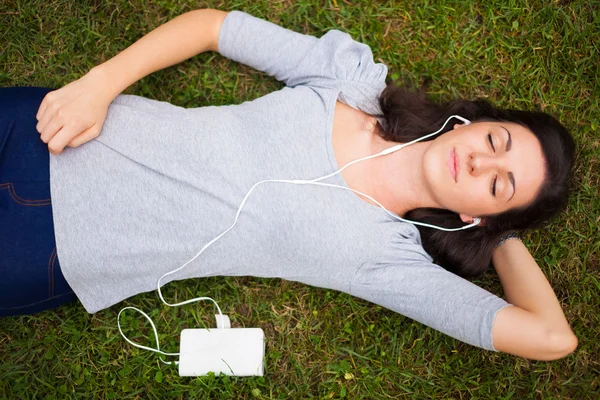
[488,133,495,152]
[488,133,497,197]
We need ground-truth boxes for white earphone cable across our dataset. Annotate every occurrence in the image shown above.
[117,115,478,358]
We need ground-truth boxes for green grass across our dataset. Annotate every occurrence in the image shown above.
[1,0,599,398]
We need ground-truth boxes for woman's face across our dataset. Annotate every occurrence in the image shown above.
[422,120,546,219]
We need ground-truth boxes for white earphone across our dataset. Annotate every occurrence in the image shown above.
[118,114,481,360]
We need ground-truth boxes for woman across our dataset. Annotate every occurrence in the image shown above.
[0,9,577,360]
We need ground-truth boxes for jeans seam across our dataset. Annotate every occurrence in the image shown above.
[47,248,54,297]
[51,248,57,297]
[0,291,75,311]
[0,182,51,206]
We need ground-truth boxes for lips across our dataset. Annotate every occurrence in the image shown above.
[449,148,458,182]
[454,149,460,182]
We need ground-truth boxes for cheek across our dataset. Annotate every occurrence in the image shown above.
[454,180,496,214]
[422,149,448,196]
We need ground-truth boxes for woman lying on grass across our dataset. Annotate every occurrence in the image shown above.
[1,9,577,361]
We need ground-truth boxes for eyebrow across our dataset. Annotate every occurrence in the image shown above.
[502,126,512,152]
[508,172,516,201]
[501,126,516,201]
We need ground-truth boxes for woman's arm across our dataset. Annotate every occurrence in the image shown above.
[89,9,228,100]
[491,239,578,360]
[36,9,228,154]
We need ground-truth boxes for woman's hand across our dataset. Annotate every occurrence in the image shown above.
[35,68,115,155]
[34,9,228,156]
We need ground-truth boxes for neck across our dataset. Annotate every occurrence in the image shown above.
[367,135,441,216]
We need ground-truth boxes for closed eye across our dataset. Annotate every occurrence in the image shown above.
[492,175,497,197]
[488,133,495,152]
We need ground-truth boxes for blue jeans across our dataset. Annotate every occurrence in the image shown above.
[0,87,78,317]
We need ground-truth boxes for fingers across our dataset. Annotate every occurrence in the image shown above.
[67,125,101,148]
[34,78,108,155]
[36,90,54,123]
[36,90,99,155]
[47,122,95,155]
[36,91,68,144]
[36,95,56,136]
[38,109,65,144]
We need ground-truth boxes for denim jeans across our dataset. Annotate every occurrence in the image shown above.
[0,87,77,317]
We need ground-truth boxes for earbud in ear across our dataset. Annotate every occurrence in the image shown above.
[452,115,471,126]
[473,217,481,224]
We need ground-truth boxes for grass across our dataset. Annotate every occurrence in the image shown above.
[1,0,599,398]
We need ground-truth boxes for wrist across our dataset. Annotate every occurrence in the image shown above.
[88,63,130,100]
[494,231,521,249]
[492,233,525,266]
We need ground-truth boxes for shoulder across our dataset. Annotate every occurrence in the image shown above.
[352,227,435,283]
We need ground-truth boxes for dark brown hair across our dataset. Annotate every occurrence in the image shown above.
[378,81,576,278]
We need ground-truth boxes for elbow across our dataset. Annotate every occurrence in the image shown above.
[543,331,578,360]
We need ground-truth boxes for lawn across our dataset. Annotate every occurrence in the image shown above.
[1,0,599,398]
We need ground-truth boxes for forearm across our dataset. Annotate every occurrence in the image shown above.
[90,9,228,99]
[492,239,574,335]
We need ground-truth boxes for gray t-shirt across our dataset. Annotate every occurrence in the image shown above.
[49,11,511,351]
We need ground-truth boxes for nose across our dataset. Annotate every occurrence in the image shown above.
[467,152,505,176]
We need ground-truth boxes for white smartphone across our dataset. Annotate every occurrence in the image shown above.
[178,328,265,377]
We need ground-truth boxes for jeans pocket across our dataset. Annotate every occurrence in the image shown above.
[0,182,51,206]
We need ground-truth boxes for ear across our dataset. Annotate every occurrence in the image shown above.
[459,213,486,225]
[453,123,465,130]
[459,213,473,223]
